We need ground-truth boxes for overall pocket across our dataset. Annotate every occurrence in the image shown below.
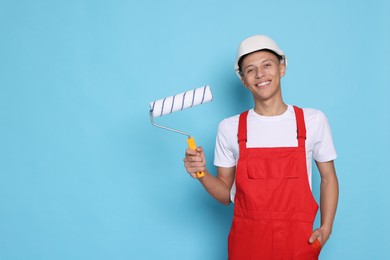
[246,157,298,179]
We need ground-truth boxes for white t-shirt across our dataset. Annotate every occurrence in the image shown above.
[213,105,337,202]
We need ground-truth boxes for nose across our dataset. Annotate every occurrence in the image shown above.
[255,67,264,79]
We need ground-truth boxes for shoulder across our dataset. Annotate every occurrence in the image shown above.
[301,107,334,140]
[302,107,329,125]
[218,113,241,131]
[216,113,244,145]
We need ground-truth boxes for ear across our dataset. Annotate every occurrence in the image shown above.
[279,62,286,78]
[241,76,249,88]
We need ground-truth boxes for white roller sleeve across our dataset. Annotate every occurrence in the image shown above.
[150,85,213,118]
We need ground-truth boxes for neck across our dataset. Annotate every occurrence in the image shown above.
[253,99,287,116]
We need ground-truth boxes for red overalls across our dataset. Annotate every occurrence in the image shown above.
[228,106,322,260]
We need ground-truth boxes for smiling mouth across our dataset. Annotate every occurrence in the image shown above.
[256,81,271,88]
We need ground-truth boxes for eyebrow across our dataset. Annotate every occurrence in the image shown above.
[243,59,275,70]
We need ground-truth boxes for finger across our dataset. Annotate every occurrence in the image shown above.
[309,229,321,244]
[183,164,198,179]
[187,161,205,170]
[187,159,206,168]
[185,148,198,156]
[199,151,206,164]
[196,146,203,153]
[185,157,205,166]
[188,172,197,179]
[186,166,205,177]
[191,147,206,162]
[185,151,204,161]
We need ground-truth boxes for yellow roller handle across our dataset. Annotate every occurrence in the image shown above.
[187,137,205,178]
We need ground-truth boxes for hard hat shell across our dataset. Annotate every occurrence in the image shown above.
[234,35,287,78]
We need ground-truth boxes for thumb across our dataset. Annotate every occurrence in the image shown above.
[309,229,321,244]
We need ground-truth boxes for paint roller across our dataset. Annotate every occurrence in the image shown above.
[149,85,213,178]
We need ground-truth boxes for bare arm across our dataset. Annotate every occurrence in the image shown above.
[309,160,339,247]
[183,147,235,205]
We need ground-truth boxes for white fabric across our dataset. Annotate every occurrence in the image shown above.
[234,35,288,78]
[150,85,212,118]
[213,105,337,202]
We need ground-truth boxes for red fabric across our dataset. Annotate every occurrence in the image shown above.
[228,106,321,260]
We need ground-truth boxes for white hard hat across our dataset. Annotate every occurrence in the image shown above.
[234,35,287,78]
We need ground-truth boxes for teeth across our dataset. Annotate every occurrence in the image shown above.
[257,81,270,87]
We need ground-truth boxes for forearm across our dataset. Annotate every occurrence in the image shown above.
[310,161,339,245]
[320,171,339,233]
[198,169,232,205]
[183,147,234,205]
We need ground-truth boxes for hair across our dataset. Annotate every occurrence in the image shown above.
[238,49,284,76]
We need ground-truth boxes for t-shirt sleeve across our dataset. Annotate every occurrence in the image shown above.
[313,111,337,162]
[214,119,237,168]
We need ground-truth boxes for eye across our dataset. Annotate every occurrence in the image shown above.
[263,63,272,69]
[246,68,254,74]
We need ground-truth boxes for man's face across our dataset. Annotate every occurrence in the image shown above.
[240,50,286,102]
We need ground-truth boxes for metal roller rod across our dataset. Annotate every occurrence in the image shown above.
[149,110,191,138]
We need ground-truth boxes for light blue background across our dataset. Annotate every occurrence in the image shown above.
[1,1,389,259]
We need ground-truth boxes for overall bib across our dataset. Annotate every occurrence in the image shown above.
[228,106,321,260]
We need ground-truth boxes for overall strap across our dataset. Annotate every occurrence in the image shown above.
[237,111,249,152]
[293,106,306,148]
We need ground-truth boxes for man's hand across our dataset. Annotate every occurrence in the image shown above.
[183,147,206,178]
[309,226,332,247]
